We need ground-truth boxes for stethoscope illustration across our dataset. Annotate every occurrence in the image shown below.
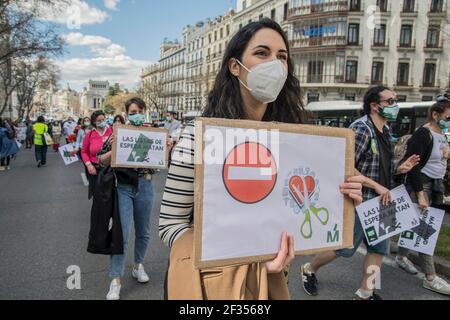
[289,178,329,239]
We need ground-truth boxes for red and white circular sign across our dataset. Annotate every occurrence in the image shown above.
[222,142,277,204]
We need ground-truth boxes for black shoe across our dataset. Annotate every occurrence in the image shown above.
[301,264,318,296]
[37,161,41,168]
[353,291,383,300]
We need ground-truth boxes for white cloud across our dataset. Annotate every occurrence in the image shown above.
[63,33,112,47]
[104,0,120,10]
[58,33,150,90]
[17,0,109,27]
[56,56,149,90]
[91,44,127,58]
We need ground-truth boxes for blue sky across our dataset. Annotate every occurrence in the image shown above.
[50,0,236,91]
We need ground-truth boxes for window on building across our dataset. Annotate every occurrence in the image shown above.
[399,25,413,47]
[248,19,252,25]
[239,23,243,30]
[422,96,433,101]
[423,63,436,87]
[397,95,407,102]
[259,14,264,20]
[377,0,388,12]
[214,31,217,41]
[348,23,360,45]
[243,0,247,10]
[349,0,361,11]
[371,61,384,84]
[373,24,386,46]
[397,62,410,85]
[426,25,440,47]
[307,93,320,104]
[226,25,230,36]
[271,9,276,20]
[345,60,358,83]
[403,0,415,12]
[430,0,444,12]
[307,61,323,83]
[220,28,223,39]
[345,94,356,101]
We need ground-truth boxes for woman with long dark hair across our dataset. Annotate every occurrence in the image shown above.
[159,19,364,300]
[395,99,450,295]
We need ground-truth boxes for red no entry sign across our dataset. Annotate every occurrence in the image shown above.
[222,142,277,204]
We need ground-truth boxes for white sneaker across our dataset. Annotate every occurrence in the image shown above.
[106,279,121,300]
[423,276,450,295]
[396,256,419,275]
[132,264,149,283]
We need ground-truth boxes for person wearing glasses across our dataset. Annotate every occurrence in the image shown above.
[301,86,420,300]
[395,95,450,296]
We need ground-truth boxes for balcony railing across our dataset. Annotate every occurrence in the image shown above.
[290,36,347,49]
[296,73,346,84]
[397,39,416,50]
[424,38,444,51]
[288,0,351,19]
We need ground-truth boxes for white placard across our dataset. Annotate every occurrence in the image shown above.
[200,125,348,262]
[398,206,445,256]
[112,125,168,169]
[59,144,79,166]
[356,185,421,246]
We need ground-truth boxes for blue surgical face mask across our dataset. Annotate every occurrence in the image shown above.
[438,119,450,130]
[96,121,107,129]
[128,113,145,126]
[378,104,400,121]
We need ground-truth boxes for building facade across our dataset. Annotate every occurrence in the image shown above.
[288,0,450,103]
[183,21,208,111]
[159,41,186,113]
[80,80,109,115]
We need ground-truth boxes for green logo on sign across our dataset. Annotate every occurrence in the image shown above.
[401,231,414,240]
[365,226,378,243]
[127,134,153,163]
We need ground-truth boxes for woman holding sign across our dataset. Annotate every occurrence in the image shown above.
[395,98,450,295]
[159,19,365,300]
[97,98,156,300]
[81,111,112,199]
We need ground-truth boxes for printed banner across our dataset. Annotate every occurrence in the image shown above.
[356,185,421,246]
[398,206,445,256]
[59,144,79,166]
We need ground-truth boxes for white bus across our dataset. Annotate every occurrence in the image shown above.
[306,100,434,139]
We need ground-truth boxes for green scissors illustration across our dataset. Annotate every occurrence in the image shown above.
[291,182,330,239]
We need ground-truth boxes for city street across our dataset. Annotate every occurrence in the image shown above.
[0,146,449,300]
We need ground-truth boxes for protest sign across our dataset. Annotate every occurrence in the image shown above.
[398,206,445,256]
[111,124,169,169]
[59,144,79,166]
[356,185,421,246]
[194,118,356,269]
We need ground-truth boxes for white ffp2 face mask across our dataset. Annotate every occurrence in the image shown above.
[236,59,288,104]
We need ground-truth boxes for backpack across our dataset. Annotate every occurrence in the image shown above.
[393,134,413,170]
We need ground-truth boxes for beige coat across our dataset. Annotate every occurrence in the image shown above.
[167,229,290,300]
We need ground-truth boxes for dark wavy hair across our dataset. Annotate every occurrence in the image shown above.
[428,101,450,121]
[202,18,307,124]
[90,111,105,128]
[362,85,390,115]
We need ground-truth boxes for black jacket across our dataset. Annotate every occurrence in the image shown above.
[405,127,434,192]
[87,166,124,255]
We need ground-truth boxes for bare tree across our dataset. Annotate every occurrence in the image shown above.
[13,57,60,119]
[0,0,66,65]
[139,80,163,114]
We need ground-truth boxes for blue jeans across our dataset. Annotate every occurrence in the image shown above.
[109,177,154,278]
[335,212,390,258]
[35,145,48,165]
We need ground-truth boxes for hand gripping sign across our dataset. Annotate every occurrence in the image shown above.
[194,118,356,269]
